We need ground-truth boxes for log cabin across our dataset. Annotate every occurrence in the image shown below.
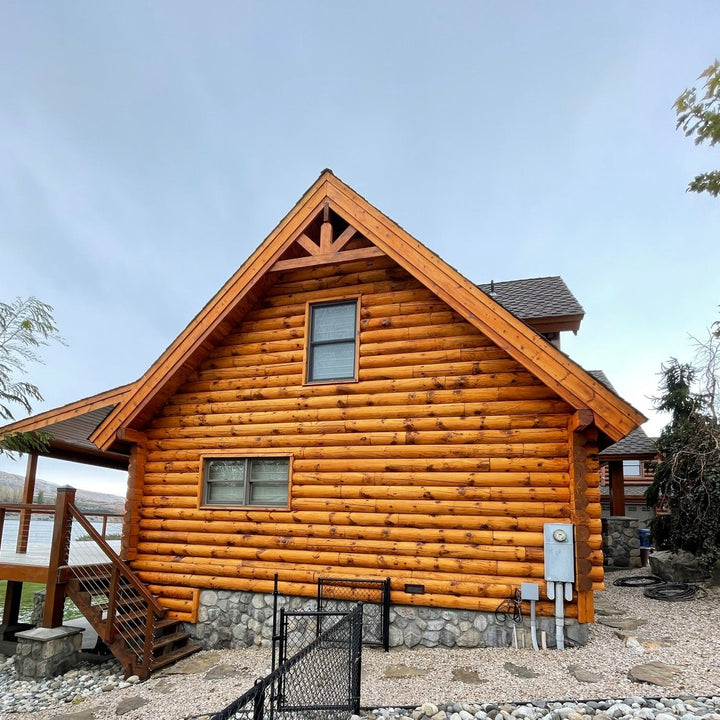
[1,170,646,655]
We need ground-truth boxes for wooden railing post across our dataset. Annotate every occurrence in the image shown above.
[43,486,75,628]
[16,453,38,553]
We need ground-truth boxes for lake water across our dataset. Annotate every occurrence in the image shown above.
[0,516,124,565]
[1,516,123,545]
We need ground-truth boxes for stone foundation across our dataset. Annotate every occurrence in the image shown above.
[30,589,46,626]
[602,516,642,568]
[182,589,587,651]
[14,626,84,680]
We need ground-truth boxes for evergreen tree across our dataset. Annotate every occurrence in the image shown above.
[646,324,720,569]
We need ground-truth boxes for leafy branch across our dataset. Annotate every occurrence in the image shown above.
[674,60,720,197]
[0,297,64,457]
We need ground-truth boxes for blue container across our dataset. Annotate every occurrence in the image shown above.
[639,528,652,548]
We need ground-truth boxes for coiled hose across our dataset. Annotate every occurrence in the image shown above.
[643,582,708,601]
[613,574,708,601]
[612,574,664,587]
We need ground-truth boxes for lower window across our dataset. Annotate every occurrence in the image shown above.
[202,456,290,507]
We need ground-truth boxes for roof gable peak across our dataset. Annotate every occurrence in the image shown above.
[91,171,646,449]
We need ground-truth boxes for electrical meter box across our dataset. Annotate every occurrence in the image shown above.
[543,523,575,583]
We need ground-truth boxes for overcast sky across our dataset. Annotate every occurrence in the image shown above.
[1,2,718,496]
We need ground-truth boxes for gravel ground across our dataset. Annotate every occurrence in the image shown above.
[1,569,719,720]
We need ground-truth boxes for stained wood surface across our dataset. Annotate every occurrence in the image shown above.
[130,257,603,621]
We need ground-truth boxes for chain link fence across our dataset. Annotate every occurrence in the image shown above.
[209,603,363,720]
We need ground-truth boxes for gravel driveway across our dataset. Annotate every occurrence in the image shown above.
[2,568,719,720]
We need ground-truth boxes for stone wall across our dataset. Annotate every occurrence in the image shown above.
[30,590,46,627]
[602,516,642,568]
[14,627,83,680]
[182,589,587,651]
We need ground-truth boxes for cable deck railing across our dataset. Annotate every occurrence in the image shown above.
[2,488,198,678]
[0,501,122,568]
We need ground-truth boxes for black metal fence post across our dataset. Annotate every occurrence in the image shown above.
[252,679,265,720]
[382,577,391,652]
[351,603,363,714]
[271,572,279,672]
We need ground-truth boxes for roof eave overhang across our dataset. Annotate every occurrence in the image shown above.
[34,439,130,470]
[0,384,133,436]
[0,384,134,468]
[598,451,657,462]
[525,314,584,334]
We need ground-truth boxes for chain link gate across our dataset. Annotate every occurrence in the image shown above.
[211,603,363,720]
[317,577,391,651]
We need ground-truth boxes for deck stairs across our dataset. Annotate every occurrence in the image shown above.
[64,562,199,679]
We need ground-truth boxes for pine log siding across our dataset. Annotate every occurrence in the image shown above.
[130,255,601,622]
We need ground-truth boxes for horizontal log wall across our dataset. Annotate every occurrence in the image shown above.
[134,255,601,621]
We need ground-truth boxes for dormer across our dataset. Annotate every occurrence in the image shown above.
[478,275,584,348]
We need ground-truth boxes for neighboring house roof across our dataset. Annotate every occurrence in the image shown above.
[477,276,584,334]
[599,426,657,461]
[0,385,132,469]
[86,170,645,448]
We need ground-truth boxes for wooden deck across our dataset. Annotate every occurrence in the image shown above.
[0,540,122,582]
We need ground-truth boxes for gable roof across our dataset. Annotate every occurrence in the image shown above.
[0,385,133,469]
[90,170,645,449]
[477,276,584,334]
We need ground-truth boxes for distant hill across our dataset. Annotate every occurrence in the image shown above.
[0,471,125,514]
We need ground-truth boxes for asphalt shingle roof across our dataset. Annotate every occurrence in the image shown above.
[599,426,657,459]
[477,276,585,321]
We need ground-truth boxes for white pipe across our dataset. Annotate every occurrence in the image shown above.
[554,581,565,650]
[529,599,539,651]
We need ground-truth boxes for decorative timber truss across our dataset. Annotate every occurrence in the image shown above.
[270,204,384,273]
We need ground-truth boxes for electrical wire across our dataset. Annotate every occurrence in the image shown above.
[494,589,523,625]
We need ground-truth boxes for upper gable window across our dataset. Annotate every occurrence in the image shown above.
[307,299,358,383]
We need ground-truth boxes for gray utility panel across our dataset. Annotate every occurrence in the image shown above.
[543,523,575,583]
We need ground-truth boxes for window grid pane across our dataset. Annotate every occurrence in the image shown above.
[204,457,289,507]
[207,481,245,504]
[311,303,357,342]
[308,300,357,382]
[311,342,356,381]
[250,482,288,505]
